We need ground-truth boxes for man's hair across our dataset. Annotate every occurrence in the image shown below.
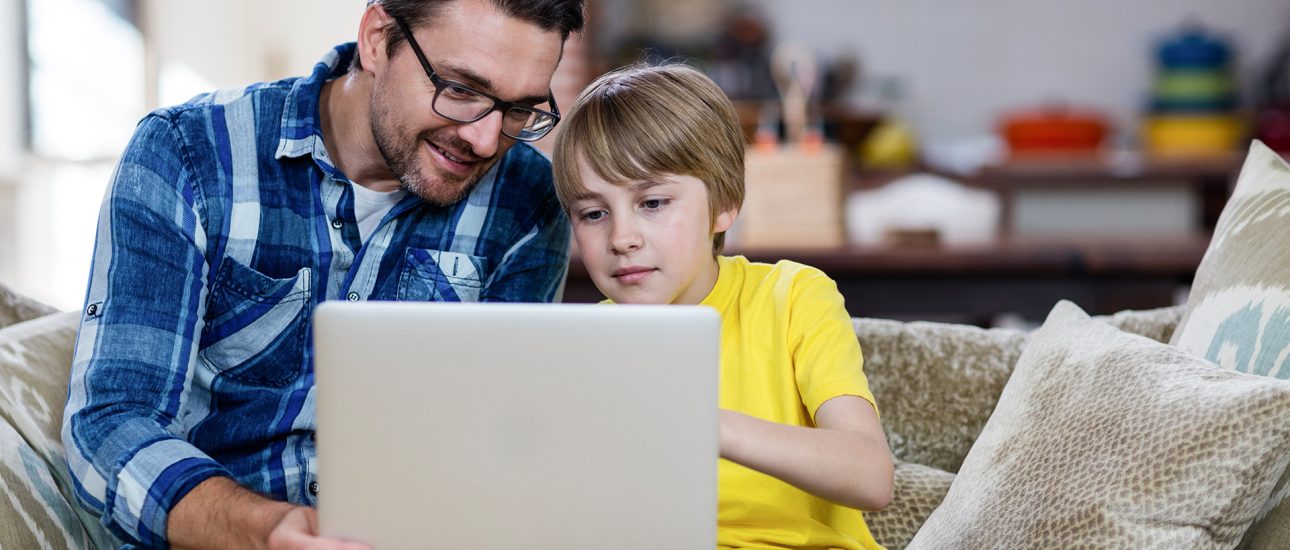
[351,0,586,72]
[552,63,746,253]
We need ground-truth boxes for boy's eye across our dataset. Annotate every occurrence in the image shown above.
[642,199,667,210]
[581,210,606,222]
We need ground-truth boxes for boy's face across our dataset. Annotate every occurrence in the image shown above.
[567,157,736,305]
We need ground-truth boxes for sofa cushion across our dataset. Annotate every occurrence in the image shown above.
[0,311,119,548]
[1170,140,1290,549]
[909,301,1290,549]
[865,459,954,550]
[0,282,58,329]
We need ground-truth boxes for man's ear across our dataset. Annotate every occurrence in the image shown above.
[357,3,394,75]
[713,207,739,234]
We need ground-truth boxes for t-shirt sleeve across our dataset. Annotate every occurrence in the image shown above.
[787,269,877,421]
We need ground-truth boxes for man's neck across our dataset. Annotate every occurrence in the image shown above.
[318,73,401,192]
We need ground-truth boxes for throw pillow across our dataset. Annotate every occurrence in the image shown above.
[1172,139,1290,375]
[908,301,1290,550]
[1170,139,1290,549]
[0,311,119,548]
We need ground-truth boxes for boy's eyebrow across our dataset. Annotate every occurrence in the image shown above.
[626,180,672,192]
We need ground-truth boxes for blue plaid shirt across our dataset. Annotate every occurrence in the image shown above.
[62,43,570,548]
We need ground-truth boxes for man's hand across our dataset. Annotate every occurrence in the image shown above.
[169,477,370,550]
[268,506,371,550]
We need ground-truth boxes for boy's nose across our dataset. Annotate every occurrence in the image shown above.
[610,218,643,254]
[456,110,504,159]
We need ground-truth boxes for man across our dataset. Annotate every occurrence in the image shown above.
[62,0,585,547]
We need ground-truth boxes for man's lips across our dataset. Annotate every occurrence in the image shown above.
[425,140,479,175]
[612,266,656,284]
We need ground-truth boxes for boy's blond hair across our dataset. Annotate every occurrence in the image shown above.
[552,63,746,253]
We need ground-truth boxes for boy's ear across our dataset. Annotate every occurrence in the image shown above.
[713,207,739,234]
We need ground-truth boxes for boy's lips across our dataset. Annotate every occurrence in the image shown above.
[612,266,656,284]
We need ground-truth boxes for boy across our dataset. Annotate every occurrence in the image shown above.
[552,64,894,549]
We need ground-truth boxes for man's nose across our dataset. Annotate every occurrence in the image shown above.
[457,109,505,158]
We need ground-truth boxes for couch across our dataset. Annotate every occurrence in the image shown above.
[2,142,1288,549]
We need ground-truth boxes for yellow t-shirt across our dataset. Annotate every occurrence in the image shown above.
[704,255,882,550]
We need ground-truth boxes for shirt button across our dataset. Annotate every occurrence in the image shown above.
[347,292,360,301]
[331,219,343,230]
[309,481,319,496]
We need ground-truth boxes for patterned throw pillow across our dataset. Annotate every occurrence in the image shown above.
[1170,140,1290,549]
[0,312,119,548]
[909,301,1290,549]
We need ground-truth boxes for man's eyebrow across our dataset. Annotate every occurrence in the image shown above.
[437,61,551,106]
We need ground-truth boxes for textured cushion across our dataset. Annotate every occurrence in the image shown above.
[1170,140,1290,549]
[865,459,954,550]
[0,282,57,329]
[909,301,1290,549]
[0,311,119,548]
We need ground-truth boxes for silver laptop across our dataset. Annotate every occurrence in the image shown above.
[313,301,719,549]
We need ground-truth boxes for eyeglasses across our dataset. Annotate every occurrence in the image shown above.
[393,16,560,142]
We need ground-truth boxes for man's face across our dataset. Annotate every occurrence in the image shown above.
[371,0,563,206]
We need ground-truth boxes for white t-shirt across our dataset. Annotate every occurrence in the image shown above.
[351,183,408,241]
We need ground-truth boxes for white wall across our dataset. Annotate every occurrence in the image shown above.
[0,0,24,182]
[749,0,1290,145]
[145,0,362,103]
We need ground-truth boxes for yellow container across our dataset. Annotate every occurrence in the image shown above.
[1143,114,1245,155]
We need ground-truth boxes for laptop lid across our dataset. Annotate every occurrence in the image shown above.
[313,301,719,549]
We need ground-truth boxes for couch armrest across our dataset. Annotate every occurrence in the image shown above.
[856,317,1026,473]
[0,282,58,328]
[1094,304,1185,344]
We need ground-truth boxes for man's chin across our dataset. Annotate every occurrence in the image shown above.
[403,175,476,207]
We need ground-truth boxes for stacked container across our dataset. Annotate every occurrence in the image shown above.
[1143,26,1244,155]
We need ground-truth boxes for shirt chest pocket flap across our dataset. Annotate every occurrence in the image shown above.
[200,259,312,387]
[398,249,487,302]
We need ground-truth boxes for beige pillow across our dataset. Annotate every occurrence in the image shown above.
[1169,140,1290,549]
[909,301,1290,549]
[0,312,119,548]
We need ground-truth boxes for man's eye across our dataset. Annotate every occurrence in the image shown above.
[505,109,533,123]
[444,84,478,99]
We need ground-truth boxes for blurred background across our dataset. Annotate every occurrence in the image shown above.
[3,0,1290,326]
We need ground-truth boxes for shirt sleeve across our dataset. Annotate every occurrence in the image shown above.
[787,269,878,421]
[61,113,231,548]
[480,187,572,303]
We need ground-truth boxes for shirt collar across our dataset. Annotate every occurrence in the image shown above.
[275,42,355,168]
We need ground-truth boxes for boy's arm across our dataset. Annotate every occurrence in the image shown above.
[720,396,894,511]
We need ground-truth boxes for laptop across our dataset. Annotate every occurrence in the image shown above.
[313,301,719,549]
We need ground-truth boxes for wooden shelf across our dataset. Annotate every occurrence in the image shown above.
[563,235,1209,323]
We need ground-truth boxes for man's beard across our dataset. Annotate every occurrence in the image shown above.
[370,95,499,207]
